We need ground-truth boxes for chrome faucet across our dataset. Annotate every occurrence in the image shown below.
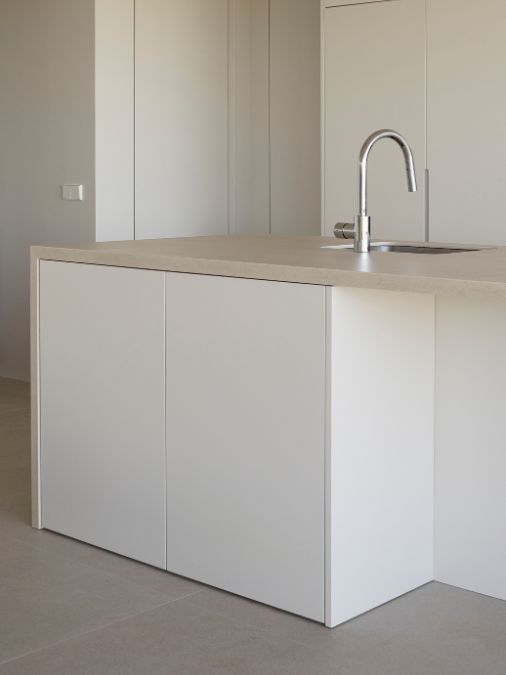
[334,130,417,253]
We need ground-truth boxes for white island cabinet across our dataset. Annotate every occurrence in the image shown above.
[165,273,326,621]
[38,261,166,568]
[38,262,327,620]
[33,245,435,627]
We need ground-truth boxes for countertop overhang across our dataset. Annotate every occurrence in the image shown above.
[31,235,506,299]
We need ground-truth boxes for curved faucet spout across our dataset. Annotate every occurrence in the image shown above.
[358,129,417,217]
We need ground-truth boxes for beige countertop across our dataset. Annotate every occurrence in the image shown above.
[31,235,506,299]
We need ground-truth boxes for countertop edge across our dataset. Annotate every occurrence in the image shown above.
[30,245,506,301]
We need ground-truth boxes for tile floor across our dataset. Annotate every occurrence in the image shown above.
[0,375,505,674]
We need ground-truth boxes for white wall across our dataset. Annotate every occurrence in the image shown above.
[0,0,95,381]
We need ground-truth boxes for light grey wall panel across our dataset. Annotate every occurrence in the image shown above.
[427,0,506,245]
[270,0,321,234]
[95,0,135,242]
[229,0,270,234]
[135,0,229,238]
[435,296,506,599]
[323,0,426,240]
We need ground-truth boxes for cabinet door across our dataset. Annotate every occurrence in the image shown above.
[165,273,325,622]
[323,0,426,240]
[270,0,321,234]
[427,1,506,245]
[135,0,228,238]
[39,261,166,568]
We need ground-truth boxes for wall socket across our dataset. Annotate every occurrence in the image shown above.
[62,184,84,201]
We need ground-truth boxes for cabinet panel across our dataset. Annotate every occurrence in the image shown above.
[165,273,325,622]
[435,296,506,600]
[328,287,434,626]
[39,261,166,568]
[270,0,321,234]
[427,1,506,245]
[135,0,229,239]
[323,0,426,240]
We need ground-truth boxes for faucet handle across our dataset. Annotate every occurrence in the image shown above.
[334,222,355,240]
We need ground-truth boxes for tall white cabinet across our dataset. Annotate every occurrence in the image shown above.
[427,0,506,245]
[135,0,229,239]
[270,0,321,234]
[322,0,426,241]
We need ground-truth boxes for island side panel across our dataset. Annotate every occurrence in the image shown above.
[327,287,435,627]
[165,273,326,622]
[435,296,506,600]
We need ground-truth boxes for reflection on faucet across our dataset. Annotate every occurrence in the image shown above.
[334,130,418,253]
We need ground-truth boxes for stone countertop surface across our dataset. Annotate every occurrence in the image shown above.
[30,235,506,299]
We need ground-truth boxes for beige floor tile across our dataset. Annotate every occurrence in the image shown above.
[0,552,185,664]
[321,582,506,675]
[0,498,32,538]
[0,410,31,470]
[0,488,30,524]
[5,522,204,602]
[187,584,506,674]
[74,545,205,599]
[187,586,334,648]
[0,466,30,506]
[0,379,29,416]
[0,599,335,675]
[0,538,88,590]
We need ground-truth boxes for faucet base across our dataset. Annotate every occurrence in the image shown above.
[354,215,371,253]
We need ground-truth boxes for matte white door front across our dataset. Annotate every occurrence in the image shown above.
[427,0,506,245]
[135,0,229,239]
[39,261,166,568]
[165,273,326,621]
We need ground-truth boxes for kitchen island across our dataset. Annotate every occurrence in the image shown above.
[31,235,506,627]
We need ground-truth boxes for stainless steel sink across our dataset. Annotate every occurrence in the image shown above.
[322,243,482,254]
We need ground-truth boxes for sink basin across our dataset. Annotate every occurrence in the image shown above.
[322,243,482,254]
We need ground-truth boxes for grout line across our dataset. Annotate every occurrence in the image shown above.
[0,589,206,668]
[6,530,189,599]
[325,0,399,8]
[183,588,333,650]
